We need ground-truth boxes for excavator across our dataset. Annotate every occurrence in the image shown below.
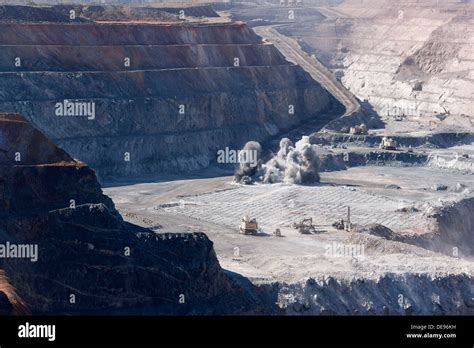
[292,217,319,234]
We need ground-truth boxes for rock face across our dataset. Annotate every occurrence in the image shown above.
[271,274,474,315]
[0,4,219,23]
[431,197,474,256]
[0,290,13,315]
[0,5,340,178]
[273,0,474,134]
[0,113,263,314]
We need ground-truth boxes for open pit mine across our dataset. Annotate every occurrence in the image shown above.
[0,1,473,317]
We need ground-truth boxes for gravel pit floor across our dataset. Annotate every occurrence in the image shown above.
[104,165,474,284]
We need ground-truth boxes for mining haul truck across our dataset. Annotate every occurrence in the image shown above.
[239,215,261,235]
[379,137,398,151]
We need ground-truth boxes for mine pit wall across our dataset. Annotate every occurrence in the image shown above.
[0,67,332,176]
[0,45,289,71]
[274,1,474,123]
[0,22,338,177]
[311,131,474,173]
[0,4,220,22]
[431,197,474,257]
[262,274,474,315]
[311,132,474,149]
[428,155,474,174]
[0,23,263,46]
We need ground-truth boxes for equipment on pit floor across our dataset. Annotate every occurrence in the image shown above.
[349,123,368,135]
[332,206,353,232]
[239,215,262,235]
[273,228,282,237]
[292,217,319,234]
[379,137,398,151]
[345,206,352,232]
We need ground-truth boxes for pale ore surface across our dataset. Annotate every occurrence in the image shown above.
[105,165,474,285]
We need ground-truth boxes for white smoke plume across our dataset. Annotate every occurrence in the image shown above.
[233,141,262,183]
[234,136,321,185]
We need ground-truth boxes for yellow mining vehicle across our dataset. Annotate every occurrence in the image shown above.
[379,137,398,150]
[349,123,368,135]
[239,215,261,235]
